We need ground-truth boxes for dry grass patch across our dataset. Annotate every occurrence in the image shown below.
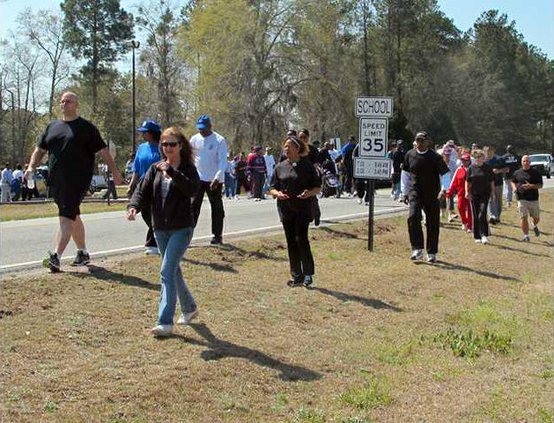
[0,200,128,221]
[1,191,553,422]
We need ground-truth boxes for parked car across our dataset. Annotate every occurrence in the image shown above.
[89,174,108,193]
[528,154,554,179]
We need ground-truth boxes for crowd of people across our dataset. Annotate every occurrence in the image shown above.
[11,91,546,337]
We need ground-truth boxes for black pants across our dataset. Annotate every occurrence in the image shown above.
[408,195,440,254]
[471,193,490,239]
[235,174,250,195]
[282,215,314,279]
[103,180,118,199]
[251,172,265,199]
[344,162,354,193]
[141,206,157,247]
[356,179,371,202]
[192,180,225,238]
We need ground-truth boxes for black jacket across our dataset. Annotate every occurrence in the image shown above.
[128,160,200,231]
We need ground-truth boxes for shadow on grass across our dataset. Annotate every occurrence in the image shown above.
[310,287,402,312]
[217,243,287,261]
[418,261,521,282]
[174,323,322,382]
[66,264,160,291]
[181,258,238,273]
[488,243,551,257]
[317,226,363,239]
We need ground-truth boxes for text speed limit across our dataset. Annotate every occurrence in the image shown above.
[358,117,388,158]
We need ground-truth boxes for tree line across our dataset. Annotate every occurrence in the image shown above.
[1,0,553,169]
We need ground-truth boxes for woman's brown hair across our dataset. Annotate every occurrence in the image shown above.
[160,127,194,165]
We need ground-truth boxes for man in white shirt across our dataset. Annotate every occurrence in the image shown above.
[263,147,276,194]
[190,115,228,245]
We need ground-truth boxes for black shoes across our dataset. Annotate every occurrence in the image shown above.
[72,250,90,266]
[287,277,304,287]
[43,252,61,273]
[210,236,223,245]
[533,226,540,237]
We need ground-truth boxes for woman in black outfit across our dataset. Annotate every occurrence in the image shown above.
[268,136,321,287]
[465,149,495,244]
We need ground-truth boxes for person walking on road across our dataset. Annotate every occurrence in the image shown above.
[1,163,13,203]
[26,91,123,272]
[465,149,495,244]
[511,155,543,242]
[483,145,508,224]
[401,131,450,263]
[268,136,321,287]
[127,120,163,255]
[190,115,228,245]
[502,145,519,207]
[446,152,473,232]
[127,127,200,337]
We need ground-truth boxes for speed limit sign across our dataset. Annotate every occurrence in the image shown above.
[358,117,388,158]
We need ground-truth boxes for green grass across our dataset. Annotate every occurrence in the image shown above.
[339,376,392,410]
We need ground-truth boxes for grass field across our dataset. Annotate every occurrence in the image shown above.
[0,200,128,221]
[1,192,553,422]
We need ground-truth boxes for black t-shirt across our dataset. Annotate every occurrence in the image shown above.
[511,167,542,201]
[502,153,519,177]
[37,117,106,191]
[402,148,449,199]
[270,158,321,221]
[467,163,494,196]
[392,149,405,174]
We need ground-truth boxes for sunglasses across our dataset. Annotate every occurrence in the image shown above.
[161,142,179,148]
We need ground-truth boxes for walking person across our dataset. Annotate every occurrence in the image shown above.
[391,140,405,201]
[234,152,250,199]
[511,155,543,242]
[465,149,495,244]
[340,135,357,196]
[483,146,508,224]
[268,135,321,287]
[298,129,322,225]
[127,127,200,337]
[11,164,24,201]
[446,152,473,232]
[190,115,228,245]
[25,91,123,272]
[400,131,450,262]
[1,163,13,203]
[127,120,163,255]
[246,145,267,201]
[263,146,276,195]
[224,154,237,199]
[502,145,519,207]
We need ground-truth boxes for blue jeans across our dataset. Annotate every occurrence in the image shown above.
[224,173,236,198]
[154,227,196,325]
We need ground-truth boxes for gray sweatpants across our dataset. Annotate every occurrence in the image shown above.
[488,183,504,220]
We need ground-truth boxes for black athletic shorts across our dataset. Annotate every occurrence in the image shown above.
[51,185,87,220]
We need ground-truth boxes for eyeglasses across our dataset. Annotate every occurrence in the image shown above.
[161,142,179,148]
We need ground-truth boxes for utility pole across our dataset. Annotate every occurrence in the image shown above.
[131,40,140,155]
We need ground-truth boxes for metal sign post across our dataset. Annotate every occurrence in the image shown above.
[355,96,393,251]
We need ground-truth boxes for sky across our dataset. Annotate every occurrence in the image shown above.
[0,0,553,60]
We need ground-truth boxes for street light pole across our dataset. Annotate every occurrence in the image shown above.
[131,40,140,155]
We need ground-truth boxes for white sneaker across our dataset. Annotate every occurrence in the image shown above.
[481,236,489,244]
[427,253,437,263]
[474,239,481,243]
[177,309,198,325]
[357,198,363,204]
[410,249,424,260]
[145,247,159,255]
[522,234,530,242]
[234,195,240,200]
[461,224,467,231]
[151,324,173,337]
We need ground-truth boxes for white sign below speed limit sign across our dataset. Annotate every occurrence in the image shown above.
[358,117,388,158]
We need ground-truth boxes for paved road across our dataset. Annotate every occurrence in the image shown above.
[0,189,407,272]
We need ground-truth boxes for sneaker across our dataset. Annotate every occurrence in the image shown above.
[522,234,530,242]
[357,198,363,204]
[287,277,304,287]
[71,250,90,266]
[234,195,240,200]
[177,309,198,325]
[210,236,223,245]
[467,228,473,233]
[410,249,424,260]
[533,226,540,237]
[145,247,159,255]
[151,324,173,337]
[303,275,314,287]
[448,214,457,222]
[427,253,437,263]
[461,224,467,231]
[474,239,481,243]
[43,251,61,273]
[481,236,489,244]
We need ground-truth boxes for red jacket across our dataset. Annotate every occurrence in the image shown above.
[446,165,468,198]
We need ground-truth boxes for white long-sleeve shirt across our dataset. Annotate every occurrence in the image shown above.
[189,131,228,183]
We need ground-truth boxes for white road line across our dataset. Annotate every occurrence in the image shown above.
[0,206,404,271]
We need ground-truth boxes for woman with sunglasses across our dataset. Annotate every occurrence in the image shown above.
[268,136,321,287]
[127,127,200,337]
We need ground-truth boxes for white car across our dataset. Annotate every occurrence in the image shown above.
[528,154,554,179]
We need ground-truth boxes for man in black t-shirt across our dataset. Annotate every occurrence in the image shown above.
[25,91,123,272]
[511,155,543,242]
[401,131,450,263]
